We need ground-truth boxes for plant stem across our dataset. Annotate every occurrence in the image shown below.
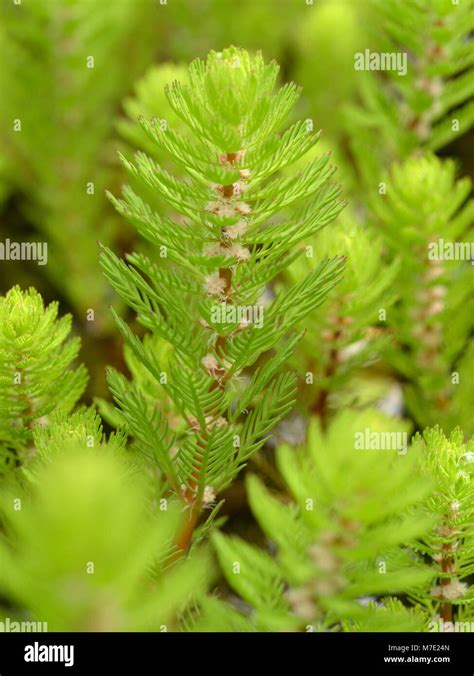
[171,152,238,558]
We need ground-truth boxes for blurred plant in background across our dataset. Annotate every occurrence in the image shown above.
[344,0,474,189]
[0,0,160,325]
[283,217,400,426]
[214,410,435,632]
[0,448,212,631]
[371,154,474,434]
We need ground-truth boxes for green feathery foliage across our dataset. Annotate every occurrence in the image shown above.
[410,427,474,630]
[100,47,346,553]
[345,0,474,187]
[0,286,87,476]
[371,154,474,433]
[0,447,212,631]
[213,410,435,632]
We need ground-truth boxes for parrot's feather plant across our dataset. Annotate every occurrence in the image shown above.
[345,0,474,189]
[213,410,435,632]
[0,288,212,631]
[0,287,87,476]
[372,154,474,434]
[213,414,474,632]
[411,428,474,627]
[100,47,346,555]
